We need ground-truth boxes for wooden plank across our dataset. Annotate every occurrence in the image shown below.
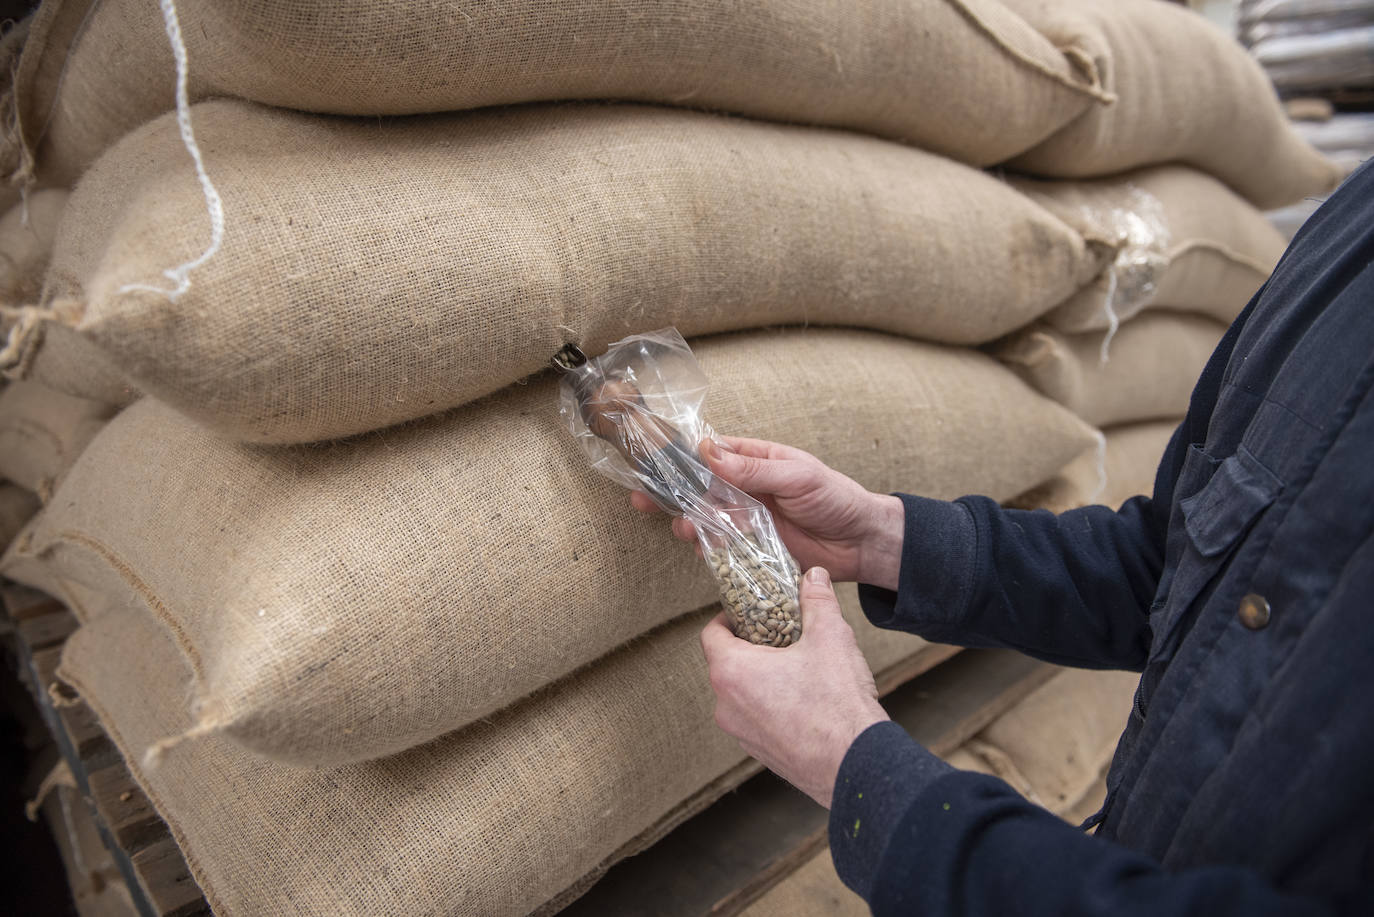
[88,763,169,856]
[2,583,67,621]
[873,643,961,696]
[6,587,207,917]
[17,607,78,651]
[130,838,212,917]
[30,644,62,691]
[558,648,1053,917]
[25,645,118,769]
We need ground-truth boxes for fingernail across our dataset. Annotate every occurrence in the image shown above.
[805,566,830,587]
[702,439,724,464]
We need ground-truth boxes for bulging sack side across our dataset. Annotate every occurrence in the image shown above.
[1,0,1104,188]
[25,100,1105,444]
[1003,0,1342,209]
[2,329,1096,766]
[1011,165,1289,334]
[993,312,1227,428]
[1008,418,1180,514]
[0,483,39,550]
[58,562,932,917]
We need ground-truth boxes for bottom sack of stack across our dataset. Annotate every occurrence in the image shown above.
[52,574,936,917]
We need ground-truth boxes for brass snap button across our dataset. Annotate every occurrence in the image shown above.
[1238,593,1270,630]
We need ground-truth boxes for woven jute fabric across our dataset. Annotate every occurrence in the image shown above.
[1012,165,1288,334]
[961,667,1138,814]
[28,99,1105,444]
[1009,418,1179,514]
[0,305,136,407]
[59,569,933,917]
[0,379,114,499]
[994,312,1227,428]
[0,189,66,305]
[0,483,38,549]
[0,15,31,217]
[3,328,1095,766]
[1,0,1106,189]
[1003,0,1342,209]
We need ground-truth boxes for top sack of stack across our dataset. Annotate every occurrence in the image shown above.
[1,0,1338,207]
[1001,0,1342,207]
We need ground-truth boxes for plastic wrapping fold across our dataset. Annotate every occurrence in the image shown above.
[1078,185,1172,324]
[554,328,802,646]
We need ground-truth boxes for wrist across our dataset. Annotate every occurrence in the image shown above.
[856,493,904,592]
[818,704,890,808]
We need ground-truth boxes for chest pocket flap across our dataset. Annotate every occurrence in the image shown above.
[1179,445,1283,558]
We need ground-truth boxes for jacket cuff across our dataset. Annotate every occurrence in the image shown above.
[857,493,977,639]
[828,720,954,901]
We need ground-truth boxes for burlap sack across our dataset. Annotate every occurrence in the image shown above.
[0,305,136,407]
[1009,418,1178,514]
[1003,0,1341,209]
[17,99,1107,445]
[994,312,1226,428]
[59,568,935,917]
[962,667,1137,814]
[1,0,1107,190]
[0,379,115,499]
[0,482,39,549]
[1012,165,1289,334]
[0,188,66,304]
[2,329,1095,766]
[0,15,28,217]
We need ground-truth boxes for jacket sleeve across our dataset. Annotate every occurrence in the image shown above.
[829,723,1345,917]
[856,487,1169,671]
[857,277,1256,672]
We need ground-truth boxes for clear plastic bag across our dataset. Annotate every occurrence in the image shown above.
[553,328,802,646]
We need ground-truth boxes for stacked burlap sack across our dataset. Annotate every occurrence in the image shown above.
[994,169,1284,513]
[738,666,1141,917]
[0,184,106,549]
[0,0,1333,913]
[0,0,1339,205]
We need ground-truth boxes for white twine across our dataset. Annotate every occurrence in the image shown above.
[117,0,223,302]
[1088,429,1108,504]
[1098,266,1119,366]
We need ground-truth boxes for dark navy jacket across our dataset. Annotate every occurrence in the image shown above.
[831,160,1374,915]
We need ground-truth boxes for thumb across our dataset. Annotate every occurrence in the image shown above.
[701,438,806,498]
[798,566,842,633]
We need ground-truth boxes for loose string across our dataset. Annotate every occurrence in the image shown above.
[117,0,223,302]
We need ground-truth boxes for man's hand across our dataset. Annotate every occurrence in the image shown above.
[631,436,905,590]
[701,566,889,809]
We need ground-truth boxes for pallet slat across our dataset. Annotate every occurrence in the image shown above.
[560,648,1053,916]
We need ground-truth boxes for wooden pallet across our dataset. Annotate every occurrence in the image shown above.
[5,581,1049,917]
[560,648,1055,916]
[3,584,210,917]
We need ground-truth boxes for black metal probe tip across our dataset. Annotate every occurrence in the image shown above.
[551,343,587,371]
